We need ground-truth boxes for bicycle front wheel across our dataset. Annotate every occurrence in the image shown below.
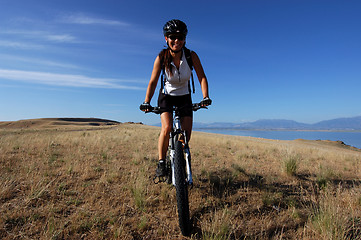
[174,140,191,236]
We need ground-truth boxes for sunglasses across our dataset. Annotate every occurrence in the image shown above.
[168,35,185,41]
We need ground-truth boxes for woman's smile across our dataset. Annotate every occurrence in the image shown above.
[168,40,184,51]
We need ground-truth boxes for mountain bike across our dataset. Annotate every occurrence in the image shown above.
[146,102,208,236]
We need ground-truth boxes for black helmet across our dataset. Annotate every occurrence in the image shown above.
[163,19,188,37]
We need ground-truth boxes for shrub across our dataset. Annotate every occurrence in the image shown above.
[283,154,300,176]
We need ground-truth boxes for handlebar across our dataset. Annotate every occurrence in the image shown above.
[144,102,208,114]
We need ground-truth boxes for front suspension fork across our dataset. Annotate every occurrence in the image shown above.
[184,145,193,186]
[169,132,193,186]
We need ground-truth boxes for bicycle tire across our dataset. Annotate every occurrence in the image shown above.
[174,140,191,236]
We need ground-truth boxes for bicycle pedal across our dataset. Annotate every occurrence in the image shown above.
[153,175,167,184]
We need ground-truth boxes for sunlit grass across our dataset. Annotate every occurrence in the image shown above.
[1,122,361,239]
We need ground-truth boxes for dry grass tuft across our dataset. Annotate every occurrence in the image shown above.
[283,152,300,176]
[1,121,361,239]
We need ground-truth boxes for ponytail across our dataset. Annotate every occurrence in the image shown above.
[159,48,174,77]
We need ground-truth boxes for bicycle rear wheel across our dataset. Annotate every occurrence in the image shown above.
[174,140,191,236]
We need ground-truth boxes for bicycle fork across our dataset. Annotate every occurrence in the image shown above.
[184,145,193,186]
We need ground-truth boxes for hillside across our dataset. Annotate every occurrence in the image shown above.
[0,118,120,129]
[313,116,361,130]
[1,123,361,239]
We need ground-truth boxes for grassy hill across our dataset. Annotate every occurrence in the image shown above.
[0,118,120,129]
[1,119,361,239]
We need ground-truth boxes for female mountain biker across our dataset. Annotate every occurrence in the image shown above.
[140,19,212,177]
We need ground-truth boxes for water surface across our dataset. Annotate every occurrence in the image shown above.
[195,129,361,149]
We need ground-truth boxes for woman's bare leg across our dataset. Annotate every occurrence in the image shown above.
[181,116,193,142]
[159,112,172,160]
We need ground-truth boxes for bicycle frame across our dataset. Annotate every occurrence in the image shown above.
[147,102,206,186]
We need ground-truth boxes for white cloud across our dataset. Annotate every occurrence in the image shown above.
[46,34,76,43]
[0,69,144,90]
[0,30,77,43]
[0,54,81,69]
[0,40,44,49]
[63,14,130,26]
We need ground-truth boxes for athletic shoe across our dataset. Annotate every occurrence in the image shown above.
[155,160,166,177]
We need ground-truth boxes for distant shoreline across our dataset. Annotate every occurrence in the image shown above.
[194,128,361,133]
[194,128,361,150]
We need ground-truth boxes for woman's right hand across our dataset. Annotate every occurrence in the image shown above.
[139,102,152,112]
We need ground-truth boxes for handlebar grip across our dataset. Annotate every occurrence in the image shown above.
[192,103,208,111]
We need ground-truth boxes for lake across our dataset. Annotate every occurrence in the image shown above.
[194,129,361,149]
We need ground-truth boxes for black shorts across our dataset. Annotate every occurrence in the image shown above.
[158,92,193,117]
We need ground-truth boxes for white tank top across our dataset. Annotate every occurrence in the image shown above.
[163,50,192,96]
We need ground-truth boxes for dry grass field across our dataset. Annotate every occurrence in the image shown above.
[1,118,361,239]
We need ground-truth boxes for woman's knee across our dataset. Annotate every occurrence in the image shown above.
[160,113,172,135]
[161,124,172,135]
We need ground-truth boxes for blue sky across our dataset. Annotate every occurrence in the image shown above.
[1,0,360,124]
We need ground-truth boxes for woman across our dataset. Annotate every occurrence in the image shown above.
[140,19,211,177]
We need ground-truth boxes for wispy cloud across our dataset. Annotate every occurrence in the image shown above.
[63,13,130,26]
[0,30,78,43]
[46,34,76,43]
[0,69,144,90]
[0,40,44,49]
[0,54,81,69]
